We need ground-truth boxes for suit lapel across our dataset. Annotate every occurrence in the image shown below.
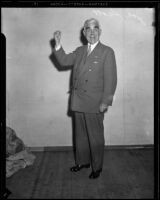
[77,42,102,78]
[75,45,88,76]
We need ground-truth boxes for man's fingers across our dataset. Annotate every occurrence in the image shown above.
[99,104,108,112]
[54,31,61,38]
[53,31,61,46]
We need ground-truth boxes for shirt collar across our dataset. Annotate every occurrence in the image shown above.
[88,41,99,51]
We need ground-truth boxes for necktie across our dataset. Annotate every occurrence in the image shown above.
[87,44,91,56]
[83,44,91,64]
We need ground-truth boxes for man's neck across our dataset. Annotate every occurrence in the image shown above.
[88,40,99,47]
[88,41,99,52]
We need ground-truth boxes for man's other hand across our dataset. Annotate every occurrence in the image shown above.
[99,103,108,112]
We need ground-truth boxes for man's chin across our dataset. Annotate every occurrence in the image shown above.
[89,40,97,44]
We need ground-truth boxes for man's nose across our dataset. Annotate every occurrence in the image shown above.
[90,29,95,35]
[90,29,94,33]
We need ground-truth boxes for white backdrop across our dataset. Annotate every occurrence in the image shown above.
[2,8,154,146]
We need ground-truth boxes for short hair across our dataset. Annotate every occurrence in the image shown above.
[83,18,100,30]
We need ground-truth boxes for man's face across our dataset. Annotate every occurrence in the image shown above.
[83,20,101,44]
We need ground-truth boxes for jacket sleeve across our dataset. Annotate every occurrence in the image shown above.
[101,48,117,106]
[52,47,76,67]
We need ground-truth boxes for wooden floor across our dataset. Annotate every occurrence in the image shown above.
[6,148,154,199]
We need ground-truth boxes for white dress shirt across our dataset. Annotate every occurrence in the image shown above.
[87,41,99,53]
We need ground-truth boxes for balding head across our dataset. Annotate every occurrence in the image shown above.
[83,18,100,30]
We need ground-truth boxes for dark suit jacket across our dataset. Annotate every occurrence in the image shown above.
[52,41,117,113]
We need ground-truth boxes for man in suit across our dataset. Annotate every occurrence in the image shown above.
[52,18,117,179]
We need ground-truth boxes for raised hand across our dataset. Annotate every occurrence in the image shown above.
[53,31,61,47]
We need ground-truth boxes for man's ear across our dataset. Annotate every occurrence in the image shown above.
[99,28,102,36]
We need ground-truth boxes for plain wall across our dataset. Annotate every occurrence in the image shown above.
[2,8,154,146]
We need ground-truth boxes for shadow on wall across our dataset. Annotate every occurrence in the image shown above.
[48,27,87,161]
[80,27,88,45]
[48,27,87,116]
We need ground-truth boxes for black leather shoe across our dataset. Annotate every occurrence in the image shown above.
[89,169,102,179]
[70,164,90,172]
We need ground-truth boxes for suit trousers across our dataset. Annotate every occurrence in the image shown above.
[74,112,105,171]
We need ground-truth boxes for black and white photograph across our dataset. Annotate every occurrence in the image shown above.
[1,2,159,199]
